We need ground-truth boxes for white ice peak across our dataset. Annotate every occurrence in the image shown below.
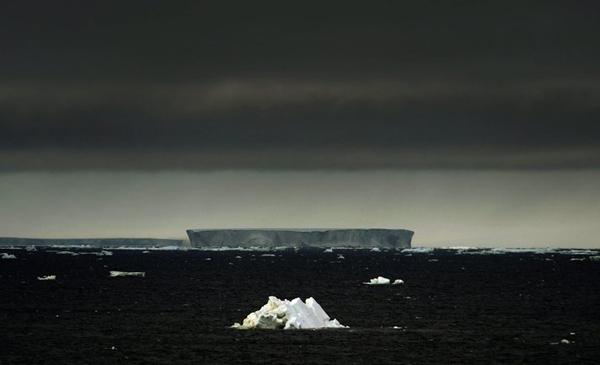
[233,296,347,330]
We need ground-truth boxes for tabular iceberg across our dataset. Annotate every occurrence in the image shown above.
[233,296,347,330]
[187,228,413,249]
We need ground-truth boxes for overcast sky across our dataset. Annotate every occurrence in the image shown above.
[1,1,599,246]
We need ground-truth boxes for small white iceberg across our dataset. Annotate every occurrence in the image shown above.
[364,276,391,285]
[392,279,405,285]
[1,253,17,260]
[323,248,334,253]
[232,296,347,330]
[109,271,145,278]
[37,275,56,281]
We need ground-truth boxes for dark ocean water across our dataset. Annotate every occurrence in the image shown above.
[1,248,599,364]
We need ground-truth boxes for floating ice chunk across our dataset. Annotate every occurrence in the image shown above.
[109,271,145,278]
[337,254,345,260]
[81,250,113,256]
[54,251,79,256]
[589,256,600,261]
[25,246,37,252]
[401,247,434,254]
[37,275,56,281]
[323,248,334,253]
[261,253,276,257]
[364,276,391,285]
[446,246,477,250]
[392,279,405,285]
[370,247,381,252]
[560,339,570,344]
[570,257,585,261]
[233,296,347,330]
[1,253,17,259]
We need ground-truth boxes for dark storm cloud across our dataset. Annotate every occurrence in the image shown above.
[1,1,600,170]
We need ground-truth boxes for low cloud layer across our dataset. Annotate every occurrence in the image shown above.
[1,1,599,170]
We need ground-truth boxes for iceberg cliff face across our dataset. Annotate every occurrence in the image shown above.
[186,229,413,249]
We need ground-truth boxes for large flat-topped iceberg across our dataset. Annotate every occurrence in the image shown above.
[233,296,347,330]
[186,229,413,249]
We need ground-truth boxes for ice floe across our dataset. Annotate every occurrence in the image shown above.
[109,271,145,278]
[1,253,17,259]
[364,276,405,285]
[37,275,56,281]
[232,296,347,330]
[364,276,391,285]
[401,247,434,254]
[92,250,113,256]
[53,251,79,256]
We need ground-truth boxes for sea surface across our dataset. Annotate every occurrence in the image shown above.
[1,247,599,364]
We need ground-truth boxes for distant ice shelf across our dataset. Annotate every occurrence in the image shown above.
[187,229,413,249]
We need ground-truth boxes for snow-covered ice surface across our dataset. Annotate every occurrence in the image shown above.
[232,296,347,330]
[109,271,145,278]
[1,253,17,259]
[364,276,391,285]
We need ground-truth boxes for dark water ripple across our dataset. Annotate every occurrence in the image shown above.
[1,249,599,364]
